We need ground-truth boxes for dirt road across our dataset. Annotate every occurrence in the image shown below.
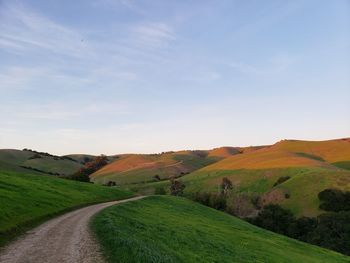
[0,196,144,263]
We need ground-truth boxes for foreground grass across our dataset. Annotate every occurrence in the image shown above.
[92,196,349,263]
[0,171,133,246]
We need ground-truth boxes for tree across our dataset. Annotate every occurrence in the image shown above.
[69,155,108,182]
[307,211,350,255]
[288,217,317,240]
[226,193,257,218]
[169,179,185,196]
[250,204,295,235]
[318,189,350,212]
[220,177,233,195]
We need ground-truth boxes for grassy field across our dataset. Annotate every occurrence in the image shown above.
[92,196,349,263]
[0,170,133,246]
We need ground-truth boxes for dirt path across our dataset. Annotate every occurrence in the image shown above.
[0,196,144,263]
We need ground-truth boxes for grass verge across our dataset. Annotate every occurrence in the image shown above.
[0,171,133,247]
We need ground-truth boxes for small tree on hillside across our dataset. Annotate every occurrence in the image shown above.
[169,179,185,196]
[70,155,108,182]
[220,177,233,195]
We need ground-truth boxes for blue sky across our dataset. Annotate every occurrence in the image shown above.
[0,0,349,155]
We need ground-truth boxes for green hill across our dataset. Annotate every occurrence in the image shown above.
[0,170,132,246]
[0,149,83,175]
[92,196,349,263]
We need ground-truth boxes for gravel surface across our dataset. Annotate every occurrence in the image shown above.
[0,196,144,263]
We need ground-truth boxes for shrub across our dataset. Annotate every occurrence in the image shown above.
[307,211,350,255]
[83,156,93,164]
[250,193,262,209]
[250,204,295,235]
[153,175,161,181]
[220,177,233,195]
[192,192,211,206]
[209,193,226,211]
[69,155,108,182]
[28,153,42,160]
[169,179,185,196]
[249,204,350,255]
[318,189,350,212]
[288,217,317,241]
[154,186,166,195]
[226,193,257,218]
[104,181,116,187]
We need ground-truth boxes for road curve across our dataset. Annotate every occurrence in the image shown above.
[0,196,144,263]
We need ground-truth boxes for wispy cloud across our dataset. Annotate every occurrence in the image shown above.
[90,0,146,15]
[0,3,91,58]
[130,22,175,49]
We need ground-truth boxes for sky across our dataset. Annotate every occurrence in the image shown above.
[0,0,349,155]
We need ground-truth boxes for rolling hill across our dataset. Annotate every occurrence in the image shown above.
[90,147,263,185]
[183,138,350,216]
[0,149,83,175]
[1,138,349,218]
[132,138,350,217]
[92,196,349,262]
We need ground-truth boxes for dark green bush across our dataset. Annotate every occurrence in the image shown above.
[250,204,295,235]
[318,189,350,212]
[154,186,166,195]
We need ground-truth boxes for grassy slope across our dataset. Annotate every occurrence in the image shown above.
[0,170,133,245]
[132,139,350,217]
[90,147,263,185]
[92,196,349,263]
[23,157,82,174]
[90,151,222,185]
[0,149,83,175]
[185,139,350,217]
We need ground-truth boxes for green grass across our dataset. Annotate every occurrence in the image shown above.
[92,196,349,263]
[332,161,350,170]
[0,171,133,246]
[0,149,83,175]
[22,156,82,175]
[131,166,350,217]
